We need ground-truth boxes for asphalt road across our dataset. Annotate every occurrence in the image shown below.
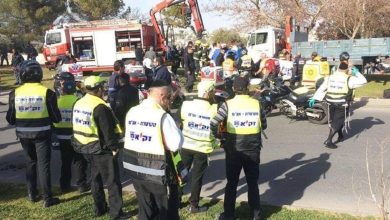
[0,93,389,217]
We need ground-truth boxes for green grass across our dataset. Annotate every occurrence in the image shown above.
[0,67,56,91]
[0,183,375,220]
[355,80,390,98]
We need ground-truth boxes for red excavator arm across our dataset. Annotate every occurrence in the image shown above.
[150,0,205,52]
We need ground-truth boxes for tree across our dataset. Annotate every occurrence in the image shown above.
[205,0,326,32]
[161,4,188,45]
[0,0,66,42]
[209,28,246,45]
[71,0,125,20]
[206,0,390,40]
[317,0,390,39]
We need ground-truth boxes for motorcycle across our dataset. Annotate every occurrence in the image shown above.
[252,77,291,115]
[279,86,328,124]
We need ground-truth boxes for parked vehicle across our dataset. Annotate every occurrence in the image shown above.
[43,19,159,72]
[248,16,390,69]
[252,77,291,115]
[279,87,328,124]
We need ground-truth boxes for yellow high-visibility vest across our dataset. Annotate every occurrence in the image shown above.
[15,83,50,133]
[123,99,167,184]
[73,94,122,145]
[226,95,261,135]
[325,71,350,104]
[181,99,218,153]
[53,94,78,140]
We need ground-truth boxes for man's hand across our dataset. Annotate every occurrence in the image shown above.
[308,98,316,108]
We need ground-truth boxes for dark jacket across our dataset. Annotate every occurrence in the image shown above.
[108,72,121,101]
[135,48,143,62]
[6,87,62,139]
[215,53,225,66]
[154,65,172,84]
[183,52,195,73]
[11,53,24,67]
[114,84,140,129]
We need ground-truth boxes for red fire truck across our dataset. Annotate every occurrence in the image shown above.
[43,19,160,72]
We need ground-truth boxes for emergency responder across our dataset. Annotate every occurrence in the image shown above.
[301,51,329,88]
[291,53,304,87]
[11,48,24,85]
[108,60,125,109]
[184,45,196,92]
[223,51,237,97]
[113,73,139,129]
[72,76,128,219]
[179,81,219,213]
[53,75,89,193]
[200,43,210,67]
[310,52,321,62]
[223,51,236,77]
[211,76,267,220]
[310,56,367,149]
[237,49,253,75]
[194,40,203,74]
[123,80,183,220]
[6,60,61,207]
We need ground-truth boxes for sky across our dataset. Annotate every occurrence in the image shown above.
[124,0,234,32]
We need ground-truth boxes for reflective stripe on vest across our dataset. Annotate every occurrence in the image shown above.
[56,134,72,140]
[15,83,50,132]
[54,95,78,129]
[124,99,167,180]
[16,125,51,132]
[226,95,261,135]
[241,55,252,68]
[123,161,165,176]
[72,94,122,145]
[181,99,218,153]
[302,62,321,87]
[326,72,350,104]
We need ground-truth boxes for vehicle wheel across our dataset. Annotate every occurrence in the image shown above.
[307,103,328,124]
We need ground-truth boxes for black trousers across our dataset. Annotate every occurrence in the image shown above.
[328,104,347,132]
[58,139,88,189]
[20,135,53,200]
[181,149,208,206]
[1,55,9,66]
[84,153,123,219]
[185,70,195,93]
[133,180,180,220]
[224,150,261,219]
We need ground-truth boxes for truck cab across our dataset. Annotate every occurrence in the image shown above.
[43,27,70,69]
[247,27,285,63]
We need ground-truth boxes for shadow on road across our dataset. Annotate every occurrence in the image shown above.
[345,117,385,141]
[0,140,19,150]
[0,124,14,132]
[201,152,331,217]
[260,153,331,207]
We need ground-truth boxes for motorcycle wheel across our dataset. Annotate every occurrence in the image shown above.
[307,103,328,124]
